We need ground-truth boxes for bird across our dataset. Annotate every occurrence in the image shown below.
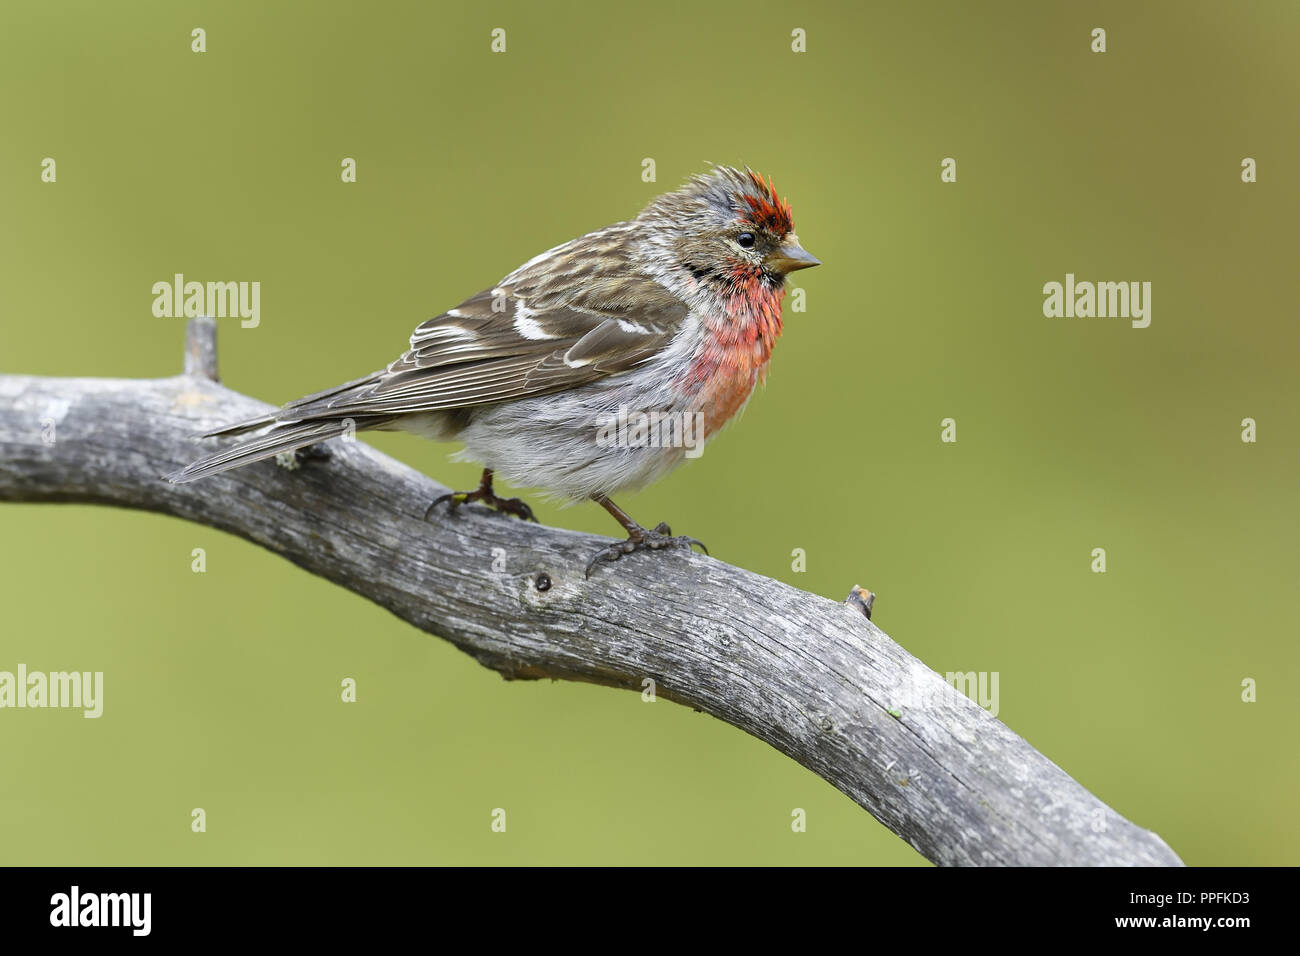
[166,166,819,575]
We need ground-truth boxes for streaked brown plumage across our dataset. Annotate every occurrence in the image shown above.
[167,166,818,574]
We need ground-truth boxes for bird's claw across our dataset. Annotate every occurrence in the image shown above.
[424,489,537,523]
[584,522,708,577]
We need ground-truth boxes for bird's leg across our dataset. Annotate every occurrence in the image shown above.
[425,468,537,522]
[585,494,708,577]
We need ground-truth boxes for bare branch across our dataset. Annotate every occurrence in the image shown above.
[184,314,219,382]
[0,319,1183,866]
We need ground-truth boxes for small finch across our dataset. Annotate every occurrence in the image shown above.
[167,166,819,575]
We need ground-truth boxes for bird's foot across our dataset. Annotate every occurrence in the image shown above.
[425,488,537,522]
[585,522,708,578]
[424,469,537,522]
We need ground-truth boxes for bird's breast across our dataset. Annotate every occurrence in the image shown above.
[686,289,785,438]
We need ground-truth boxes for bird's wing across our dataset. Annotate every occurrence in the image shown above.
[274,226,690,422]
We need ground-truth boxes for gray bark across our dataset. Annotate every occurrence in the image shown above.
[0,318,1184,866]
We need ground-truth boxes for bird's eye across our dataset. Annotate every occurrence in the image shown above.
[736,233,756,249]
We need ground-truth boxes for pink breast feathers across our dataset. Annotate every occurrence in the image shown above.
[687,279,786,438]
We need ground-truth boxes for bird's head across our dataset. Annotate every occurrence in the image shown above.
[638,166,819,294]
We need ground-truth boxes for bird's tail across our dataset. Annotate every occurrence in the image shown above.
[165,418,366,484]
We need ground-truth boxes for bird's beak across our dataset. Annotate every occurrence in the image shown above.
[766,235,820,274]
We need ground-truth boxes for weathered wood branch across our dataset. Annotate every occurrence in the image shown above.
[0,318,1183,866]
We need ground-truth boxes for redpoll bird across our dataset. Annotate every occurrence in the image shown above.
[166,166,819,575]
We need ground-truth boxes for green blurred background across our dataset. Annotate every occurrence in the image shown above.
[1,0,1296,865]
